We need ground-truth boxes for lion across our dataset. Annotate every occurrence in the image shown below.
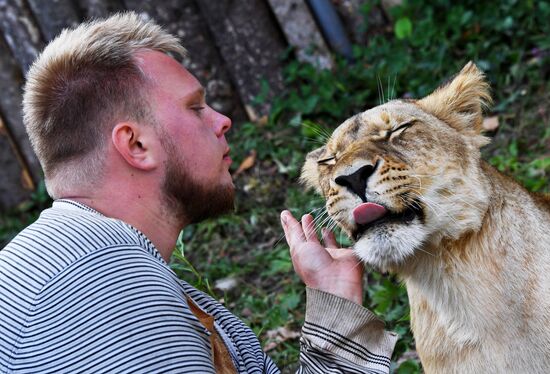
[301,62,550,373]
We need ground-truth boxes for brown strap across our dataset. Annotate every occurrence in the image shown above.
[186,296,238,374]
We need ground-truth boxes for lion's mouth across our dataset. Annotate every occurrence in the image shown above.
[351,204,423,241]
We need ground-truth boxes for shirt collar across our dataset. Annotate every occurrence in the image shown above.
[52,199,168,265]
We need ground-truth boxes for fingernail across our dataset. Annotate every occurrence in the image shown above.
[281,212,288,224]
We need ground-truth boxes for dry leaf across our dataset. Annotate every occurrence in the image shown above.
[241,307,253,318]
[263,326,301,352]
[482,116,499,131]
[396,349,420,366]
[257,115,268,126]
[244,104,259,122]
[234,150,257,177]
[263,341,278,352]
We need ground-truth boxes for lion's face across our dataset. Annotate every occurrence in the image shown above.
[301,63,493,270]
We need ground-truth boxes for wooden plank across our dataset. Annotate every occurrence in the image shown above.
[0,34,41,183]
[267,0,333,69]
[197,0,287,118]
[26,0,81,41]
[0,0,44,73]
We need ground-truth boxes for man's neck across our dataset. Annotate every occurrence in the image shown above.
[65,195,183,262]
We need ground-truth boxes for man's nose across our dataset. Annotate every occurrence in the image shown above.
[213,110,232,137]
[334,164,376,201]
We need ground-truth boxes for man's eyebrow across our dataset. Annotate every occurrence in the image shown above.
[186,87,206,101]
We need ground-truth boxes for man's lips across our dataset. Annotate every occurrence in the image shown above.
[223,148,232,165]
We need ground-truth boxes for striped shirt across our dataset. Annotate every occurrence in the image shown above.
[0,199,396,373]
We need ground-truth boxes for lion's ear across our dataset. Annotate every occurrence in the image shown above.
[417,62,492,139]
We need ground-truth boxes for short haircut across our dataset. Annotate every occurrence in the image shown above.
[23,12,186,198]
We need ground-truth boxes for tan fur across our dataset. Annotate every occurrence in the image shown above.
[301,62,550,373]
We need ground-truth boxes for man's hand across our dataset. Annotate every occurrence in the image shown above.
[280,210,364,305]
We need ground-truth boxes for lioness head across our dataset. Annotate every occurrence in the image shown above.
[301,63,493,271]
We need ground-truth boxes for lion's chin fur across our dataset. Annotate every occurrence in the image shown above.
[353,221,428,272]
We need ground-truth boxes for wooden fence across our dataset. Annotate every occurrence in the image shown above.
[0,0,381,211]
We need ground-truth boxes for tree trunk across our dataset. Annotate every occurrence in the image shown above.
[0,0,44,73]
[0,34,41,184]
[123,0,246,121]
[0,114,33,210]
[332,0,389,44]
[26,0,81,41]
[76,0,124,19]
[197,0,287,118]
[267,0,333,69]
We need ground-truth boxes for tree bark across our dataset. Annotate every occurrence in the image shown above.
[0,114,33,210]
[123,0,246,121]
[0,34,41,184]
[333,0,389,43]
[197,0,287,118]
[267,0,333,69]
[0,0,44,73]
[76,0,124,20]
[26,0,81,41]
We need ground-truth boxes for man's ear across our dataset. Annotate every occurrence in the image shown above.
[417,62,492,138]
[111,122,159,171]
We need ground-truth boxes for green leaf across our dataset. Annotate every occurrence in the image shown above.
[397,359,421,374]
[395,18,413,40]
[302,95,319,114]
[281,292,301,310]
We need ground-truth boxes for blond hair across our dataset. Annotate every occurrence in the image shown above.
[23,12,186,198]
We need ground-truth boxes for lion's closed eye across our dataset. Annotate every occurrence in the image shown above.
[317,156,336,165]
[389,120,415,140]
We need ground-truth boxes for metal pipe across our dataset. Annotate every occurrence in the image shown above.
[306,0,354,61]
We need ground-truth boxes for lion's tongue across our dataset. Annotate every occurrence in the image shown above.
[353,202,387,225]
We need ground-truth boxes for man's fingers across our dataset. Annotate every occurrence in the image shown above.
[280,210,306,250]
[301,214,320,244]
[322,228,339,248]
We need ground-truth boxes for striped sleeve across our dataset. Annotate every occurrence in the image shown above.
[297,288,398,374]
[7,245,217,373]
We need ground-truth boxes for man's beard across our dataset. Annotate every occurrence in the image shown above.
[161,144,234,225]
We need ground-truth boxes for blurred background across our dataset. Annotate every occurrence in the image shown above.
[0,0,548,372]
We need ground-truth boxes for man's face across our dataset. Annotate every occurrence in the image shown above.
[138,50,234,223]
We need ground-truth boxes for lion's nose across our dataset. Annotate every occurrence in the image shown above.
[334,164,375,201]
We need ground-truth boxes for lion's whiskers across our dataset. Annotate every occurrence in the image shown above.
[272,206,325,248]
[300,121,331,142]
[377,75,385,105]
[408,184,485,212]
[406,190,461,227]
[304,137,329,146]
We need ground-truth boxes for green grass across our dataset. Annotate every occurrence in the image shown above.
[0,181,51,247]
[1,1,548,372]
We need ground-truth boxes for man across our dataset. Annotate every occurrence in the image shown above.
[0,13,396,373]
